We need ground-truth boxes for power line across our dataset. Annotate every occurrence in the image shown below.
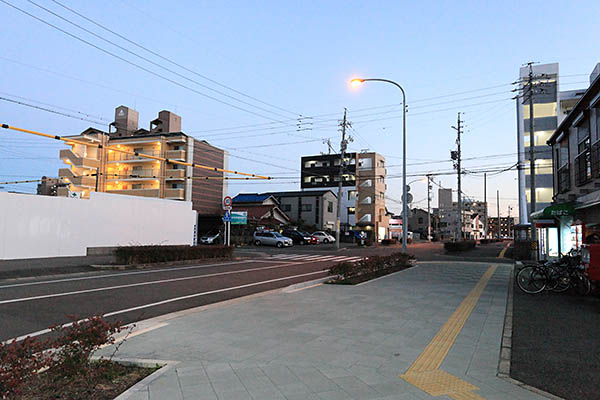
[1,0,291,122]
[48,0,300,117]
[0,96,106,125]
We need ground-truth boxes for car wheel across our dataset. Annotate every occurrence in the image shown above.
[323,238,329,244]
[254,240,261,246]
[276,241,283,248]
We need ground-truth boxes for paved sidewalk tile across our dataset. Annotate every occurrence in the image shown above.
[100,262,549,400]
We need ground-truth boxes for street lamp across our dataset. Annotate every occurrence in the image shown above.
[350,78,408,252]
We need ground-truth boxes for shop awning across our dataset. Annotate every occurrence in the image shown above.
[530,203,575,219]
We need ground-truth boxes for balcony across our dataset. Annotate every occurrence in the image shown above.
[106,169,161,180]
[105,189,160,197]
[107,150,160,163]
[165,150,186,160]
[60,149,100,169]
[165,169,186,179]
[70,175,96,188]
[165,188,185,199]
[58,168,75,178]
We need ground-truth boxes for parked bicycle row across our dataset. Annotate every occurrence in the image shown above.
[516,249,592,296]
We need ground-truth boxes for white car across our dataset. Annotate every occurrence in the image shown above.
[312,231,336,244]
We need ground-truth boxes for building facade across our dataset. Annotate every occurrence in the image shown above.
[300,152,389,240]
[517,63,587,222]
[487,217,515,239]
[231,193,290,225]
[407,208,438,239]
[267,190,337,230]
[436,188,487,240]
[544,64,600,257]
[57,106,227,221]
[36,176,61,196]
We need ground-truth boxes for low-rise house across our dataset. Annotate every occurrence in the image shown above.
[544,64,600,257]
[266,190,337,230]
[232,193,290,225]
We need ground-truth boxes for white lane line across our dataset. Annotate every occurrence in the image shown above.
[0,259,287,290]
[0,261,309,305]
[4,268,329,344]
[272,255,303,260]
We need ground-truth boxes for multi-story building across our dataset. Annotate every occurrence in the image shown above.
[487,217,515,239]
[407,208,438,239]
[58,106,227,224]
[544,64,600,257]
[517,63,587,222]
[36,176,61,196]
[301,152,389,240]
[436,188,487,239]
[266,190,337,230]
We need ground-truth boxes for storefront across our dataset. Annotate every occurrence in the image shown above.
[530,203,576,260]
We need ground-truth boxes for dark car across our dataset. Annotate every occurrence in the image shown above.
[282,230,312,245]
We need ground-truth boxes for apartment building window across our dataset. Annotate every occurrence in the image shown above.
[347,207,356,215]
[171,183,183,188]
[301,204,312,212]
[378,160,385,168]
[282,204,291,212]
[378,176,384,183]
[315,198,320,224]
[347,190,357,200]
[327,201,333,212]
[379,192,385,200]
[418,217,423,224]
[132,183,142,189]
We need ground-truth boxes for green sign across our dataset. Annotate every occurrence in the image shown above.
[543,204,574,217]
[231,211,247,225]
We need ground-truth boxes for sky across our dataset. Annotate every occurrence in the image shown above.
[1,0,599,217]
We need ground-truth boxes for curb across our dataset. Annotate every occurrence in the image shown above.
[107,358,180,400]
[497,263,565,400]
[90,257,247,270]
[281,276,332,292]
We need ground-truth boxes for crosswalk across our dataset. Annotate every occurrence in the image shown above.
[269,253,363,263]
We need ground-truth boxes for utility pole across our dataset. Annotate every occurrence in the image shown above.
[427,175,432,241]
[451,113,463,240]
[525,62,538,257]
[336,109,351,249]
[483,173,488,239]
[497,190,501,239]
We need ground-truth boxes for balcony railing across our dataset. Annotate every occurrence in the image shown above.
[558,165,570,194]
[70,175,96,188]
[165,169,186,179]
[592,141,600,178]
[105,169,161,180]
[105,188,160,197]
[107,150,160,162]
[575,152,591,186]
[164,188,185,199]
[165,150,186,160]
[59,149,100,169]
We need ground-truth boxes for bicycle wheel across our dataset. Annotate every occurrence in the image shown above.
[551,272,570,293]
[574,273,592,296]
[516,266,546,294]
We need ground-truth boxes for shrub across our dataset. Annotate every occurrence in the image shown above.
[381,238,397,246]
[114,245,234,264]
[444,240,476,252]
[0,337,49,398]
[0,315,125,398]
[329,252,412,281]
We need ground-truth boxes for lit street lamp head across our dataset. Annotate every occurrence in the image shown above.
[350,78,364,88]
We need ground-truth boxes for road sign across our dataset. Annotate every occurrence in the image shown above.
[402,193,413,204]
[231,211,247,225]
[223,196,233,210]
[222,210,231,222]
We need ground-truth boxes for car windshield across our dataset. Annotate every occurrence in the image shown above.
[272,232,285,238]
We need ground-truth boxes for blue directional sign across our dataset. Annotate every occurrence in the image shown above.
[222,210,231,222]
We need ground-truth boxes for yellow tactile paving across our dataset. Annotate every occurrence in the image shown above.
[399,265,497,399]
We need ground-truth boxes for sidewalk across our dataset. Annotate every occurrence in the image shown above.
[99,261,548,400]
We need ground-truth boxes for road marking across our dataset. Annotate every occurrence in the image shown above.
[399,265,497,399]
[497,242,511,258]
[0,261,315,305]
[3,268,329,344]
[0,259,287,289]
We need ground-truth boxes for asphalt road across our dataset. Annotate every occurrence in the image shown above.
[0,241,511,342]
[0,254,363,342]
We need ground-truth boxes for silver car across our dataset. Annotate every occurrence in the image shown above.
[253,231,293,248]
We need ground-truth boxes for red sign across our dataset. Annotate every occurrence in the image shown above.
[223,196,232,209]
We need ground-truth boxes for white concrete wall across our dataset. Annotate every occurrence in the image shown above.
[0,192,196,260]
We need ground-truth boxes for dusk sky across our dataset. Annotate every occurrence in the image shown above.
[1,0,599,217]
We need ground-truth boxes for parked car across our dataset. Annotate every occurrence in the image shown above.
[300,231,319,244]
[253,231,293,248]
[282,230,312,245]
[199,231,221,245]
[312,231,336,244]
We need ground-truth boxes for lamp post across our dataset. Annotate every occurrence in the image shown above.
[351,78,408,252]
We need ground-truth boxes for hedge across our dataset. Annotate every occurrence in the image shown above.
[381,238,397,246]
[329,252,412,281]
[114,245,233,265]
[443,240,476,252]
